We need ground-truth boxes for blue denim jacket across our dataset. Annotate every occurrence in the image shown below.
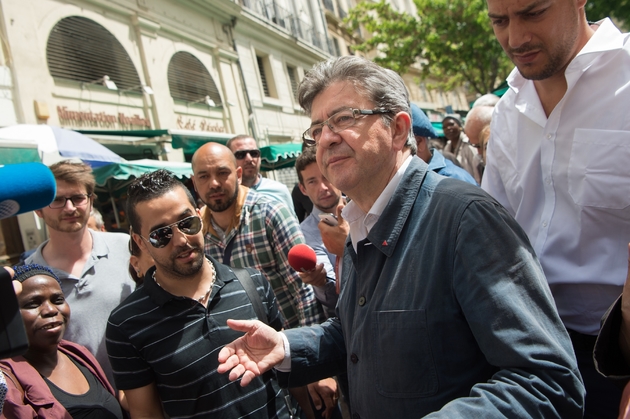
[284,156,584,418]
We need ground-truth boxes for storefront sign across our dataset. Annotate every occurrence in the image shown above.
[57,106,151,129]
[176,115,225,132]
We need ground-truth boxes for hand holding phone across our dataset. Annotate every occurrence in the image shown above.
[318,213,338,226]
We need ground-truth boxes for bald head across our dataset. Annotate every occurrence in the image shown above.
[464,106,494,147]
[192,143,238,171]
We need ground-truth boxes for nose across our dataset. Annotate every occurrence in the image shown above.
[507,21,531,49]
[63,198,77,210]
[41,300,59,317]
[317,123,341,148]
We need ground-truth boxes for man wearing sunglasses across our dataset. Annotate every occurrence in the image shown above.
[106,169,291,418]
[216,56,584,418]
[227,134,295,214]
[25,160,135,387]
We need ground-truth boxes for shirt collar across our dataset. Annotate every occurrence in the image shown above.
[342,155,413,251]
[201,185,249,238]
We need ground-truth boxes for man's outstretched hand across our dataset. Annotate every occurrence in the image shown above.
[217,319,286,386]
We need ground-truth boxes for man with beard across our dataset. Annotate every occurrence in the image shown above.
[191,143,325,329]
[105,169,290,418]
[295,146,342,318]
[227,135,295,213]
[191,144,338,418]
[482,0,630,416]
[25,160,134,386]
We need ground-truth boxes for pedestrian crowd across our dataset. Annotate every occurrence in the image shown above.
[2,0,630,418]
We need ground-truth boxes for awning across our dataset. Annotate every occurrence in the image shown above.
[76,129,303,170]
[0,146,41,165]
[170,130,234,154]
[93,158,193,226]
[260,143,302,170]
[93,158,192,188]
[76,128,235,154]
[431,122,444,137]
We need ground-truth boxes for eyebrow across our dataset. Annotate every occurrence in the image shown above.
[488,0,548,18]
[310,106,351,126]
[148,209,193,232]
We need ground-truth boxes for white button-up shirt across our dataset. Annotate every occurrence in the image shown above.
[482,18,630,335]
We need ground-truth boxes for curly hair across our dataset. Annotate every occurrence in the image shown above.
[125,169,196,234]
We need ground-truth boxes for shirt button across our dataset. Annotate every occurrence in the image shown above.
[358,296,366,306]
[542,221,548,227]
[350,353,359,363]
[545,177,551,184]
[547,133,553,140]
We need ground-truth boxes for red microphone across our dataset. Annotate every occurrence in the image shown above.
[288,244,317,272]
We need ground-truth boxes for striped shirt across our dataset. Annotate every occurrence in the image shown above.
[202,187,326,328]
[106,258,290,419]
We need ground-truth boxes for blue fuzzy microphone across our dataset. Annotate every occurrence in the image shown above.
[0,162,57,219]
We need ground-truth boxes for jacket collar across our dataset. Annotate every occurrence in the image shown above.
[346,156,430,258]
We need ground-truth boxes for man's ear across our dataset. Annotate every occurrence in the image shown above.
[35,209,44,218]
[236,166,243,184]
[391,111,412,151]
[298,182,307,196]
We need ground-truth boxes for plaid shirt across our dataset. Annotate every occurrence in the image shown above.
[202,187,325,328]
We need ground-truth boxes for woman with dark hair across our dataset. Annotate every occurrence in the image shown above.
[0,264,124,419]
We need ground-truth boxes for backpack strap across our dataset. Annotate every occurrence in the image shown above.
[232,267,268,325]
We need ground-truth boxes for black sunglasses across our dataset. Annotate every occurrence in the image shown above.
[233,149,261,159]
[141,215,202,248]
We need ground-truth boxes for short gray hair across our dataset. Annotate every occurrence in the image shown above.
[472,94,500,108]
[298,56,416,154]
[89,208,105,229]
[464,106,494,131]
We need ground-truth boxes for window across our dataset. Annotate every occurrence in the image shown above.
[256,54,277,98]
[167,52,222,105]
[257,56,270,97]
[331,38,341,57]
[287,65,299,100]
[46,16,142,91]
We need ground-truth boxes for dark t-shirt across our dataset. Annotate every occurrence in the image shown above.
[44,358,123,419]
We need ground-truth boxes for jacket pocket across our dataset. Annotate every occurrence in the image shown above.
[373,309,438,397]
[568,129,630,209]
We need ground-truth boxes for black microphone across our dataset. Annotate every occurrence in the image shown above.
[0,162,56,219]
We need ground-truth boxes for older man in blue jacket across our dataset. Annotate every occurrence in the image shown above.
[217,56,584,418]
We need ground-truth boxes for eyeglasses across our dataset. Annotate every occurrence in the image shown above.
[302,108,392,147]
[49,194,92,209]
[141,215,202,248]
[233,149,261,160]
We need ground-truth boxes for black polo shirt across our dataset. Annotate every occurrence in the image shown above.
[106,257,289,419]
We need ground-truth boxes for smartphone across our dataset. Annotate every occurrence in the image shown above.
[318,213,338,226]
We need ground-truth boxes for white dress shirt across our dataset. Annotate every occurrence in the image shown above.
[342,155,413,252]
[482,18,630,335]
[277,155,413,370]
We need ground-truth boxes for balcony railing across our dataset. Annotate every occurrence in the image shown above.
[239,0,332,55]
